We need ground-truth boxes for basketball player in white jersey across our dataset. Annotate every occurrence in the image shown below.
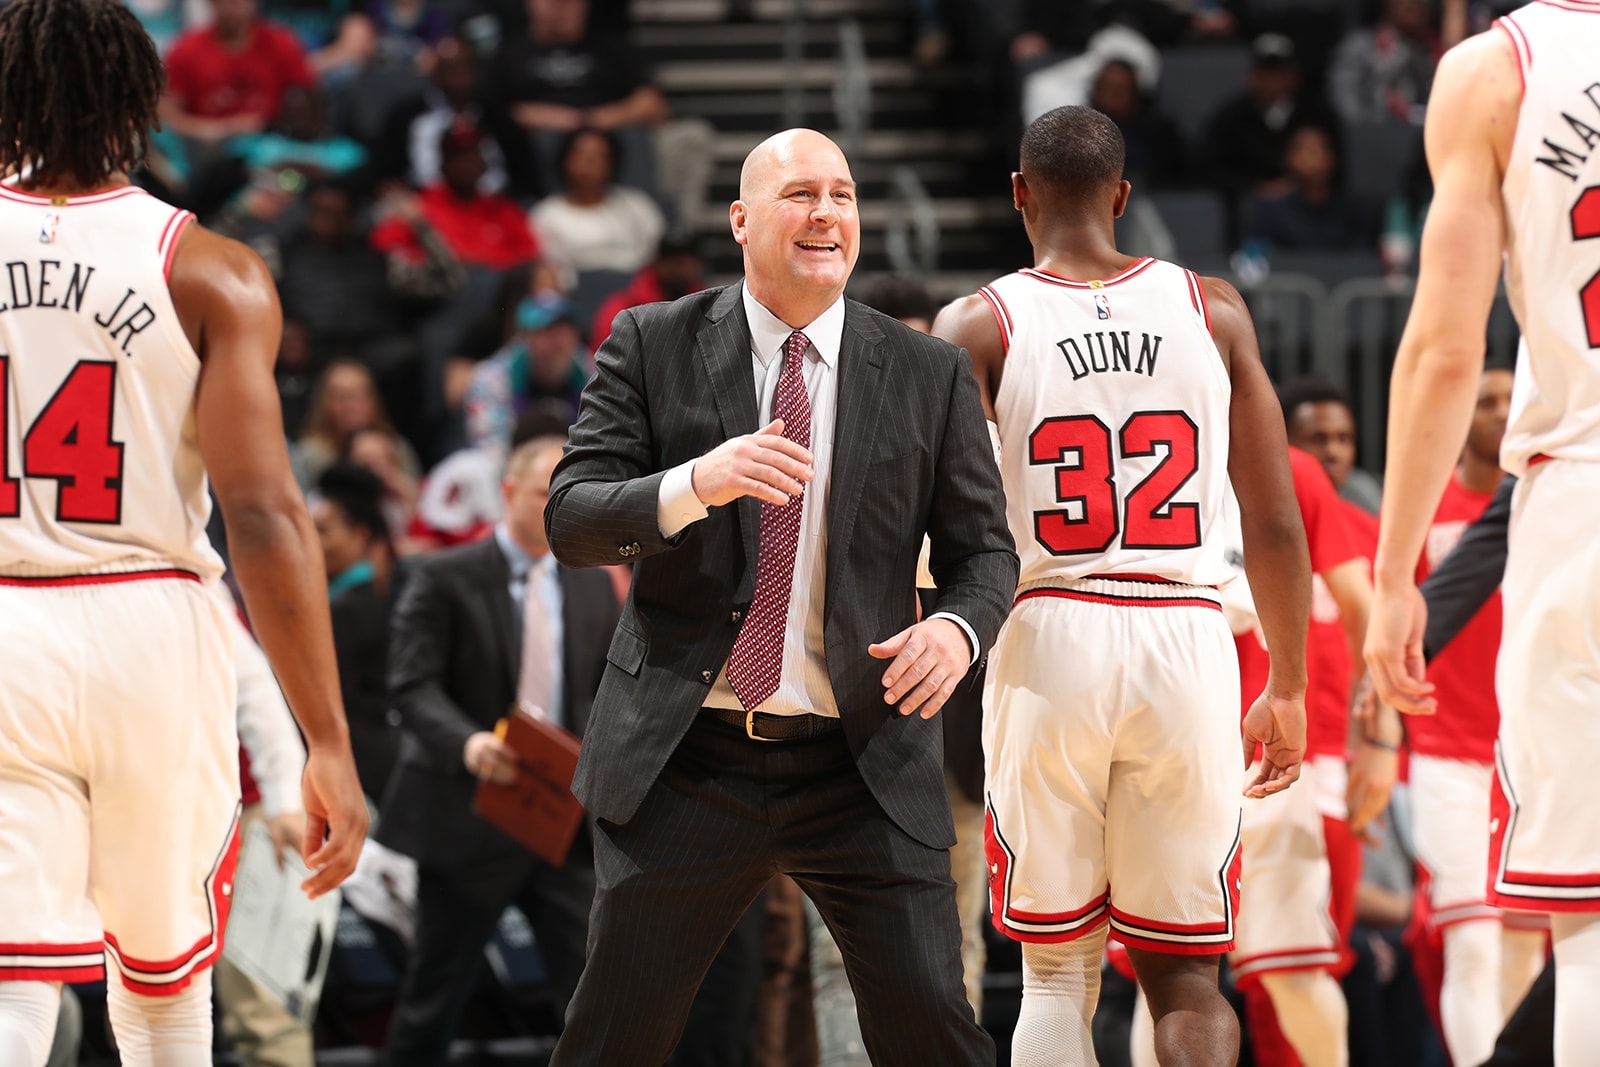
[0,0,367,1063]
[934,105,1312,1066]
[1366,4,1600,1064]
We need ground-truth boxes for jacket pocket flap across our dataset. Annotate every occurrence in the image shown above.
[605,625,646,677]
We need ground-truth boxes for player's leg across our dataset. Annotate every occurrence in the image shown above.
[1107,605,1244,1067]
[83,579,240,1066]
[1551,914,1600,1066]
[1499,922,1547,1019]
[1437,920,1503,1065]
[0,587,104,1065]
[1129,983,1158,1067]
[982,597,1118,1065]
[1010,928,1106,1066]
[1256,970,1348,1067]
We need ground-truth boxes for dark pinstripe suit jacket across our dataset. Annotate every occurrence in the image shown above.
[544,284,1018,848]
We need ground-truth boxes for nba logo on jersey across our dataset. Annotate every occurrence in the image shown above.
[1094,294,1111,320]
[39,212,59,244]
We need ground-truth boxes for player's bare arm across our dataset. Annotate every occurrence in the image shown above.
[172,224,369,897]
[1366,29,1517,714]
[1206,275,1312,797]
[931,292,1005,421]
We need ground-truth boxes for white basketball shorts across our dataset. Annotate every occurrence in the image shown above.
[0,570,240,993]
[984,578,1242,956]
[1491,459,1600,913]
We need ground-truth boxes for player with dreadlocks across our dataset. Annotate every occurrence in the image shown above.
[0,0,367,1063]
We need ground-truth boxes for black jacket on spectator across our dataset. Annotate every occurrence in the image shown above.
[1204,92,1342,195]
[330,577,397,802]
[490,31,651,108]
[279,237,408,360]
[1244,188,1374,251]
[1420,473,1515,660]
[370,90,541,199]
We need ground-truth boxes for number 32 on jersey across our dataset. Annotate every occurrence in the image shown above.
[0,356,125,524]
[1029,411,1200,555]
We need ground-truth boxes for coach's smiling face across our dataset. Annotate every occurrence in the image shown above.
[731,129,860,328]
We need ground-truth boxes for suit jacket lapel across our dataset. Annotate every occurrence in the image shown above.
[825,302,887,620]
[696,283,761,575]
[480,539,520,693]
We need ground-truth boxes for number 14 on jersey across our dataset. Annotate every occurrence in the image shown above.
[0,357,125,524]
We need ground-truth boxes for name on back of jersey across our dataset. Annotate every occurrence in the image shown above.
[1055,329,1163,382]
[1533,82,1600,182]
[0,259,160,356]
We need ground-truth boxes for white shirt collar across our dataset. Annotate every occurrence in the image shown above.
[741,282,844,370]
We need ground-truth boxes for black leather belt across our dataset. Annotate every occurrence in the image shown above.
[702,706,843,741]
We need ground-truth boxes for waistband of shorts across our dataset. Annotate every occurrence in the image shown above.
[0,567,201,588]
[1015,573,1222,611]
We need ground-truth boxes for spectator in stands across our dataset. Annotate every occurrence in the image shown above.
[1203,33,1340,200]
[1328,0,1443,125]
[294,358,424,489]
[491,0,668,193]
[464,292,589,451]
[371,118,542,272]
[1243,123,1373,252]
[231,85,369,182]
[346,426,423,548]
[1089,57,1188,190]
[532,127,666,280]
[1279,375,1385,515]
[312,464,400,802]
[277,178,428,427]
[161,0,314,144]
[371,34,540,198]
[126,0,192,55]
[366,0,452,69]
[589,233,707,349]
[262,0,376,82]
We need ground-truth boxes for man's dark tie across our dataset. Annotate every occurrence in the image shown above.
[727,330,813,711]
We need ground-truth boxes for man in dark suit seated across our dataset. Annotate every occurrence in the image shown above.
[377,436,620,1064]
[543,128,1018,1066]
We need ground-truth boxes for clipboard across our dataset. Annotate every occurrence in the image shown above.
[471,705,584,866]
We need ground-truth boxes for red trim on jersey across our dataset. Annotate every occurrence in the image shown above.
[162,211,195,281]
[0,568,200,587]
[976,285,1012,354]
[1536,0,1600,12]
[0,184,146,206]
[1184,269,1213,334]
[1496,16,1531,96]
[1016,587,1224,612]
[1020,257,1156,290]
[1528,452,1553,467]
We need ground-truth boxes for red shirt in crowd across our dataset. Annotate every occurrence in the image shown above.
[164,21,314,123]
[370,183,541,272]
[1237,448,1362,759]
[1408,473,1501,764]
[590,266,707,351]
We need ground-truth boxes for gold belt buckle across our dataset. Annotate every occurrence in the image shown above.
[745,709,776,742]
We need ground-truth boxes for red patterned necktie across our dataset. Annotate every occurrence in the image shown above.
[726,330,813,711]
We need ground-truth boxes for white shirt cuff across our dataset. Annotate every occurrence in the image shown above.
[658,458,710,538]
[927,611,980,667]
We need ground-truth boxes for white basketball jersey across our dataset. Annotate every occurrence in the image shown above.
[0,184,222,579]
[1496,1,1600,475]
[983,258,1233,591]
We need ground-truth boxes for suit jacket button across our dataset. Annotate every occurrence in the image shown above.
[730,610,742,623]
[701,669,713,682]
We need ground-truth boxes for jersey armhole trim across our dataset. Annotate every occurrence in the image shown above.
[1184,269,1213,335]
[1495,16,1530,97]
[159,209,195,282]
[977,285,1013,354]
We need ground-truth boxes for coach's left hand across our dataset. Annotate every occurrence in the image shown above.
[870,618,970,720]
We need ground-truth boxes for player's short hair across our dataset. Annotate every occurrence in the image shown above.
[505,435,566,484]
[1277,375,1354,427]
[317,463,390,547]
[855,275,937,325]
[0,0,164,187]
[1019,105,1126,203]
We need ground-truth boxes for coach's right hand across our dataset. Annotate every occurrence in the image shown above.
[691,419,814,508]
[300,744,369,899]
[1241,689,1306,799]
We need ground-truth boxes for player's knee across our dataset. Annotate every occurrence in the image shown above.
[1127,948,1227,1019]
[105,969,213,1066]
[1443,920,1500,978]
[0,981,62,1067]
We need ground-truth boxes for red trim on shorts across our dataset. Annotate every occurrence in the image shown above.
[0,941,106,983]
[1231,946,1344,984]
[160,211,194,282]
[1020,258,1156,290]
[976,285,1012,355]
[104,808,241,994]
[1109,907,1234,956]
[1489,753,1600,912]
[1112,927,1234,956]
[0,568,200,588]
[1015,587,1224,612]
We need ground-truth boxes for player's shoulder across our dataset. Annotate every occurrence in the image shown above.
[167,223,276,305]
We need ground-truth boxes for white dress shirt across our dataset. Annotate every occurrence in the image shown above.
[497,523,567,728]
[656,284,977,718]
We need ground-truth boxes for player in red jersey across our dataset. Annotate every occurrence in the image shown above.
[0,0,366,1062]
